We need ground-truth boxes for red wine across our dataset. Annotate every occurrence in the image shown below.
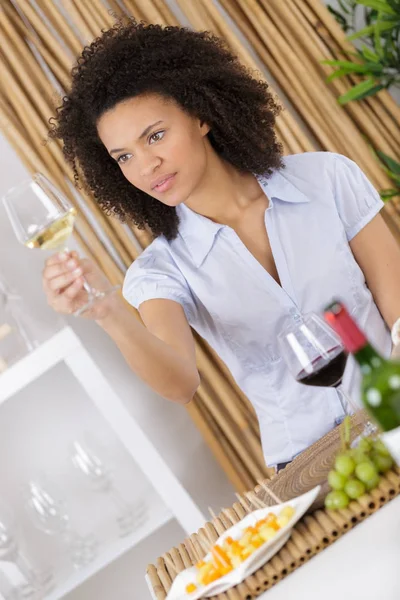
[296,350,347,388]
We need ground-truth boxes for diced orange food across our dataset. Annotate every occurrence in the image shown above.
[211,545,231,569]
[195,560,205,569]
[202,566,221,585]
[188,504,295,589]
[186,583,197,593]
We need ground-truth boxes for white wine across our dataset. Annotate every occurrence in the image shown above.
[25,207,77,250]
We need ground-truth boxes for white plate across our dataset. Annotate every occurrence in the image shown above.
[166,485,320,600]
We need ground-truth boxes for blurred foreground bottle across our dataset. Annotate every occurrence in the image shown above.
[324,301,400,465]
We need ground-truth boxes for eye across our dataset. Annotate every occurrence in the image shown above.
[116,153,132,165]
[149,130,165,144]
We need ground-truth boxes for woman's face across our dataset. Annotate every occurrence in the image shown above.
[97,93,211,207]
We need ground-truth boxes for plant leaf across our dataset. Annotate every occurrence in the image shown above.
[348,19,398,40]
[387,0,400,12]
[338,78,382,103]
[376,151,400,175]
[326,68,354,81]
[373,24,384,57]
[348,24,376,39]
[360,44,380,62]
[338,0,353,14]
[350,83,385,100]
[380,189,400,200]
[387,0,400,10]
[375,19,399,31]
[327,5,350,30]
[357,0,397,15]
[322,59,381,73]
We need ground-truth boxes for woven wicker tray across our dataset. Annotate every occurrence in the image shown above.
[147,414,400,599]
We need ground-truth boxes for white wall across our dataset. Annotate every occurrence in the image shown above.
[0,133,235,599]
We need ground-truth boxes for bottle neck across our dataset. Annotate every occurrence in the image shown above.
[353,343,383,372]
[324,301,384,370]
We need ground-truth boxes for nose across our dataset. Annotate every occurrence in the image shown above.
[139,151,161,179]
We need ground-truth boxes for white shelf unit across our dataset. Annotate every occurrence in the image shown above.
[46,493,172,600]
[0,327,206,599]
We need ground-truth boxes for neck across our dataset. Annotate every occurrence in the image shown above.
[184,144,267,225]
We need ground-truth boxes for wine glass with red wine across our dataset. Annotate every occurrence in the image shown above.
[278,312,356,415]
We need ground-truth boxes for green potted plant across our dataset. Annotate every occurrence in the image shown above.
[324,0,400,199]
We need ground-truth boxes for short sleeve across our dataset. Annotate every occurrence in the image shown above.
[122,244,196,323]
[332,153,384,241]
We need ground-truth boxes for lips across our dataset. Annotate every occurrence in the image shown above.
[151,173,177,193]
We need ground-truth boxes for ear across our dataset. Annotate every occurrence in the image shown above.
[199,120,211,136]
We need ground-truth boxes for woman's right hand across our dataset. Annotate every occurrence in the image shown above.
[42,250,119,320]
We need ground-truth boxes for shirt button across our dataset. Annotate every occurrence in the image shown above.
[290,308,302,321]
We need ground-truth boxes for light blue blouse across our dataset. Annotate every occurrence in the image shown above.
[123,152,391,467]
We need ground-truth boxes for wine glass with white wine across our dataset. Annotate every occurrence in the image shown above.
[2,173,120,316]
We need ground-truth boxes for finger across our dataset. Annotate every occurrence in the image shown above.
[43,256,81,282]
[64,277,85,299]
[49,278,84,312]
[47,266,83,293]
[45,250,72,267]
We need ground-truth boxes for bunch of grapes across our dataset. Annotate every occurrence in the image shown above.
[325,437,393,510]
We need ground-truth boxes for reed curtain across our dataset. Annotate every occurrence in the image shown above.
[1,0,399,491]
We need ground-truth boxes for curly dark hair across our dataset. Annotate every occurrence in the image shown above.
[49,18,283,240]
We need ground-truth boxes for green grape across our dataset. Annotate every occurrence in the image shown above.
[358,438,373,453]
[344,479,366,499]
[328,470,347,490]
[325,490,350,510]
[351,449,369,465]
[365,473,380,491]
[371,452,393,473]
[335,454,356,477]
[372,439,392,457]
[355,461,378,484]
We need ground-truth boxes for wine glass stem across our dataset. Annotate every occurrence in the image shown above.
[109,487,130,514]
[337,384,358,415]
[61,527,79,546]
[15,553,35,587]
[338,386,378,440]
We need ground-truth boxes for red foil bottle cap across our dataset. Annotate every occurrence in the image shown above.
[324,301,367,353]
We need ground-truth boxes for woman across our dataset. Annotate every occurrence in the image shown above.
[43,19,400,470]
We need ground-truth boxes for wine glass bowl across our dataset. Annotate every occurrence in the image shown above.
[277,312,357,418]
[24,477,98,569]
[0,501,45,599]
[70,441,113,494]
[0,509,18,561]
[69,438,144,538]
[26,481,70,536]
[278,313,348,388]
[2,173,120,316]
[2,175,75,251]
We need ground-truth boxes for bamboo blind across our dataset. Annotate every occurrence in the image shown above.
[0,0,399,492]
